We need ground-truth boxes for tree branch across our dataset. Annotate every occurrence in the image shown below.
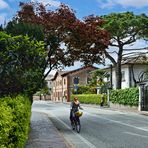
[108,51,118,55]
[43,62,57,79]
[104,49,117,65]
[123,47,148,51]
[123,51,148,56]
[122,33,137,46]
[110,43,119,47]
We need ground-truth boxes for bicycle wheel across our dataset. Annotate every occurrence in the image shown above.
[71,121,75,130]
[76,121,81,133]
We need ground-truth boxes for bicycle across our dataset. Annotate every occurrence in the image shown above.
[71,111,83,133]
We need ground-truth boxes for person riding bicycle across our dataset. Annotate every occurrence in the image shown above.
[70,97,83,125]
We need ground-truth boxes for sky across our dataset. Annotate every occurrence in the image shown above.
[1,0,148,73]
[1,0,148,24]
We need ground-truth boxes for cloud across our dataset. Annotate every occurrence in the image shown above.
[98,0,148,8]
[31,0,61,7]
[0,0,9,10]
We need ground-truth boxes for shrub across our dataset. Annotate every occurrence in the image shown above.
[71,94,107,105]
[0,95,31,148]
[110,87,139,106]
[0,31,46,96]
[72,85,96,94]
[0,101,13,148]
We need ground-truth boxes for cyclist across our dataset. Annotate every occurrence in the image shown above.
[70,97,83,126]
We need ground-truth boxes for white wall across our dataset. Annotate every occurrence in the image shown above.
[131,65,148,86]
[45,75,53,90]
[121,66,130,89]
[112,70,116,89]
[110,64,148,89]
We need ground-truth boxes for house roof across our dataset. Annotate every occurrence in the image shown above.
[103,54,148,70]
[51,65,98,81]
[61,65,98,77]
[122,54,148,64]
[45,74,54,81]
[50,70,69,81]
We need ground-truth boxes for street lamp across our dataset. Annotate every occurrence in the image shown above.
[110,64,113,89]
[107,64,113,107]
[73,76,79,94]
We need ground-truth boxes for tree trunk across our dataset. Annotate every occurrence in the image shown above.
[115,63,122,89]
[29,94,33,104]
[115,45,123,89]
[40,94,42,100]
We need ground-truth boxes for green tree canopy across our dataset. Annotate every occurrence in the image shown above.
[5,2,109,79]
[101,12,148,89]
[0,31,46,97]
[89,69,109,87]
[5,21,44,41]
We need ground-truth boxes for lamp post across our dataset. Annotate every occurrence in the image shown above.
[107,64,113,107]
[73,76,79,94]
[110,64,113,89]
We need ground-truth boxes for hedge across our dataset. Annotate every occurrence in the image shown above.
[71,94,107,105]
[72,85,96,94]
[110,87,139,106]
[0,95,31,148]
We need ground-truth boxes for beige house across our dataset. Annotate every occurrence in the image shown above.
[51,66,97,102]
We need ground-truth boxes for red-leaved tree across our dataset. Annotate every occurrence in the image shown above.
[11,2,110,79]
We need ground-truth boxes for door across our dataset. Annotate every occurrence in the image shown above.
[141,85,148,111]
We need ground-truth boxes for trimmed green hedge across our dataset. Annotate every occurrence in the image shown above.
[110,87,139,106]
[72,85,96,94]
[0,95,31,148]
[71,94,107,105]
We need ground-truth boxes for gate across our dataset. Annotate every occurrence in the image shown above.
[141,84,148,111]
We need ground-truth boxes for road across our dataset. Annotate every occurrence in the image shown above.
[32,101,148,148]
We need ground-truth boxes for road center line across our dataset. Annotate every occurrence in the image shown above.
[123,132,148,138]
[85,112,148,132]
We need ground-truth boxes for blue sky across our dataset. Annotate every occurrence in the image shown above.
[1,0,148,72]
[1,0,148,25]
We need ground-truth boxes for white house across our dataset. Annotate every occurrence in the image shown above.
[45,74,54,94]
[104,55,148,89]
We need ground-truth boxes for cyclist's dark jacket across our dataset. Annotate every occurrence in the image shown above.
[70,101,82,122]
[70,101,80,112]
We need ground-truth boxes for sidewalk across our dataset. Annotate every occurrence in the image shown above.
[26,111,69,148]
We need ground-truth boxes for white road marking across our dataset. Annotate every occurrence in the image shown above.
[85,112,148,132]
[123,132,148,138]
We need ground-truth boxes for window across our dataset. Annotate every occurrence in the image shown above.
[64,79,66,85]
[122,71,125,81]
[73,76,79,84]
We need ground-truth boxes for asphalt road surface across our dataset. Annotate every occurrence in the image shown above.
[32,101,148,148]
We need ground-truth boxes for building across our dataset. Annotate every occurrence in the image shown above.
[45,74,54,92]
[104,55,148,89]
[51,66,97,102]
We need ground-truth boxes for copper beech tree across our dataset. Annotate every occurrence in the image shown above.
[10,2,109,79]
